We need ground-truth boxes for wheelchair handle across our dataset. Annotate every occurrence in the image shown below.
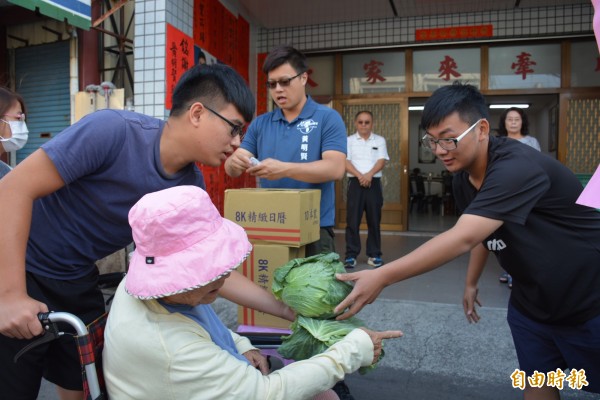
[37,312,103,399]
[38,311,89,336]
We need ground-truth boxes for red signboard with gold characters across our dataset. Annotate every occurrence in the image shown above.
[165,24,194,110]
[416,24,493,41]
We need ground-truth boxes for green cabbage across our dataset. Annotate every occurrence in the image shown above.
[278,315,383,375]
[272,253,383,374]
[272,252,353,319]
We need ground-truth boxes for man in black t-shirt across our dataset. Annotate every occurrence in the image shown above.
[335,83,600,399]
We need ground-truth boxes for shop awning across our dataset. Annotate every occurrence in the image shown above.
[8,0,91,30]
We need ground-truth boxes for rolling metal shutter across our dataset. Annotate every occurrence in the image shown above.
[15,40,70,164]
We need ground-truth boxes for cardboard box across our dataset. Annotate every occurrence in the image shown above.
[224,189,320,247]
[237,243,305,329]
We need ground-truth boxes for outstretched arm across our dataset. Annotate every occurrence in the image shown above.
[463,243,489,323]
[0,150,66,338]
[219,271,295,322]
[334,214,503,320]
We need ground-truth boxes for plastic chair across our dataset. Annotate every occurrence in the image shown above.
[428,181,443,215]
[409,175,426,213]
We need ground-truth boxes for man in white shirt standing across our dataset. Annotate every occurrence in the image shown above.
[344,111,389,269]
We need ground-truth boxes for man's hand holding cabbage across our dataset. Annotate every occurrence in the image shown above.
[272,253,402,373]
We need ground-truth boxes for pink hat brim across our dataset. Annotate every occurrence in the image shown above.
[125,217,252,299]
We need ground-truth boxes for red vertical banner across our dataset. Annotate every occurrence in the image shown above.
[237,16,250,82]
[224,9,236,67]
[202,0,216,57]
[256,52,268,115]
[191,6,255,211]
[193,0,208,47]
[165,24,194,110]
[208,0,223,60]
[193,0,249,77]
[219,4,227,61]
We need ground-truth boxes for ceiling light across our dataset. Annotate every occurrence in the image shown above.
[408,106,425,111]
[489,104,530,109]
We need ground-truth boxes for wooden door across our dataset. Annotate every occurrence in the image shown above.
[559,92,600,174]
[334,98,409,231]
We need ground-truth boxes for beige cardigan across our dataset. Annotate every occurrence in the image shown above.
[103,281,374,400]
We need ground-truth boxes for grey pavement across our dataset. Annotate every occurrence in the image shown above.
[37,230,599,399]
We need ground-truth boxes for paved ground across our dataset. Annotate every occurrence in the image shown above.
[37,231,599,399]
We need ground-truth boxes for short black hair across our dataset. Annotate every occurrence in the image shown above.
[354,110,373,120]
[498,107,530,136]
[420,82,489,131]
[170,63,254,123]
[262,45,308,75]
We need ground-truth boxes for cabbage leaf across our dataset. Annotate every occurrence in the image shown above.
[272,253,384,374]
[278,315,383,375]
[272,252,353,319]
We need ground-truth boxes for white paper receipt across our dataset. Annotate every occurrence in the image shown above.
[250,157,261,166]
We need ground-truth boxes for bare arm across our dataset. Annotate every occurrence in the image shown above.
[365,159,386,177]
[463,243,489,323]
[360,159,386,186]
[247,150,346,183]
[345,160,362,179]
[219,271,295,321]
[334,214,503,319]
[0,149,66,338]
[465,243,489,289]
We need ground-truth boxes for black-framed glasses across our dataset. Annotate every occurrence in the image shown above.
[421,119,482,151]
[266,71,303,89]
[204,105,244,138]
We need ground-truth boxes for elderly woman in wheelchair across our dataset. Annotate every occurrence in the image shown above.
[103,186,401,400]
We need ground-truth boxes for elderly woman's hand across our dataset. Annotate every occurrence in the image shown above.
[242,349,269,374]
[359,328,403,365]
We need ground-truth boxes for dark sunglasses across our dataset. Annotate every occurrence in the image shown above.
[266,71,304,89]
[204,105,244,138]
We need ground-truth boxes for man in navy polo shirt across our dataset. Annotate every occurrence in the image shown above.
[225,45,347,257]
[225,45,352,400]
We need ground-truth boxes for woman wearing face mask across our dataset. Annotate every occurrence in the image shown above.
[0,87,28,179]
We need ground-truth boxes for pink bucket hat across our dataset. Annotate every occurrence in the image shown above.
[125,185,252,299]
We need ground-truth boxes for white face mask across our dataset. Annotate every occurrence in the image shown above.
[0,120,29,152]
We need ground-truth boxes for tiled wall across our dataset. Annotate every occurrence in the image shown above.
[133,2,593,116]
[256,3,593,52]
[134,0,193,118]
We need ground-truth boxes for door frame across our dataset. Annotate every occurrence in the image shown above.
[334,97,410,231]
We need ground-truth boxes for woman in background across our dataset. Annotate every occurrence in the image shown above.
[498,106,540,150]
[0,87,28,179]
